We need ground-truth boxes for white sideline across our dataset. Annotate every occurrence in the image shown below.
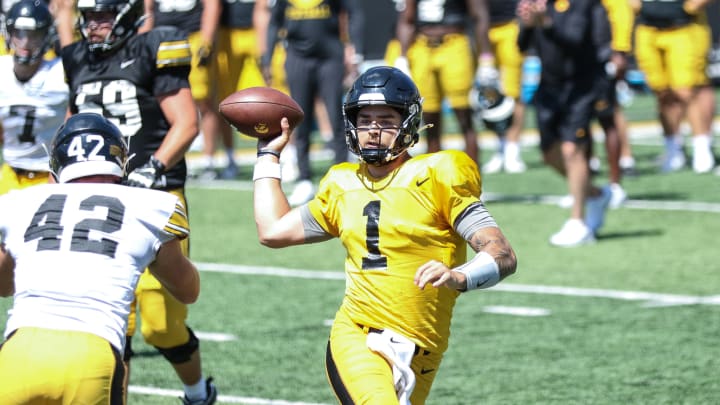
[196,262,719,307]
[128,385,329,405]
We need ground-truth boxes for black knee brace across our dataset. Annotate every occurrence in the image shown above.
[155,326,199,364]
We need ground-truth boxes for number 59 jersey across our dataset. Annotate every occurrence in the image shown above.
[62,28,193,189]
[0,56,68,172]
[0,183,189,352]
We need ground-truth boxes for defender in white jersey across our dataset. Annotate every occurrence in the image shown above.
[0,0,67,194]
[252,66,517,404]
[0,112,200,404]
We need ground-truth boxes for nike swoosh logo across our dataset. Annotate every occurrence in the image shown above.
[416,177,430,187]
[389,337,403,344]
[120,59,136,69]
[420,368,435,375]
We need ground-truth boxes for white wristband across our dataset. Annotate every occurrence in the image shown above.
[253,161,282,181]
[452,251,500,291]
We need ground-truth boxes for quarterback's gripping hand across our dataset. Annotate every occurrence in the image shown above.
[124,156,166,188]
[196,43,213,67]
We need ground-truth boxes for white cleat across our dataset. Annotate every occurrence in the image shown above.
[608,183,627,209]
[549,219,595,247]
[287,179,316,206]
[482,153,504,174]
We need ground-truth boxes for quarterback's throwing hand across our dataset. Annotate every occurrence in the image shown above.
[124,156,165,188]
[414,260,465,291]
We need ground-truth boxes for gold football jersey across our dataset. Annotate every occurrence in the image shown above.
[308,150,482,353]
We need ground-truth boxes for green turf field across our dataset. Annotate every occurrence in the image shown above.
[1,91,719,404]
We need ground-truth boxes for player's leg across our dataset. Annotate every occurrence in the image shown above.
[137,189,216,404]
[438,34,478,163]
[317,56,347,164]
[285,50,318,206]
[189,31,223,179]
[408,36,442,154]
[0,328,124,404]
[0,164,50,195]
[495,21,527,173]
[636,26,688,172]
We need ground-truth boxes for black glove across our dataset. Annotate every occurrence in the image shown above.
[124,156,166,188]
[196,43,213,67]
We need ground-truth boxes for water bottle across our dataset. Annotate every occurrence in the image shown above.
[521,55,541,104]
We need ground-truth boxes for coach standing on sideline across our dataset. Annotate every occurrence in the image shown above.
[517,0,613,247]
[261,0,364,206]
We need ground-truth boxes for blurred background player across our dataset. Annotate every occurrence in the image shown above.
[0,0,67,195]
[479,0,528,174]
[632,0,716,173]
[517,0,613,247]
[396,0,496,166]
[261,0,364,206]
[594,0,635,208]
[141,0,229,180]
[0,0,76,54]
[62,0,216,403]
[0,113,200,404]
[209,0,265,180]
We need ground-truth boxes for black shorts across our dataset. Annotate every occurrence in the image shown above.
[535,80,599,151]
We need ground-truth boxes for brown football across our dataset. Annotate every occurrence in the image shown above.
[218,87,304,139]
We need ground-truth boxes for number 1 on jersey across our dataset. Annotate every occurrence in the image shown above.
[362,200,388,269]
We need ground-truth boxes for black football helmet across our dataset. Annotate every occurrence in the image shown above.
[50,113,129,183]
[77,0,144,55]
[3,0,54,65]
[343,66,423,165]
[469,82,515,136]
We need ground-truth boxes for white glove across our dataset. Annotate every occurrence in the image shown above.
[475,64,499,87]
[394,56,411,77]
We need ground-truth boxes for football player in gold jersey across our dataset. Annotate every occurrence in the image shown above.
[252,66,517,404]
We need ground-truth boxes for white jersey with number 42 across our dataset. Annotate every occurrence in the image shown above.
[0,183,188,352]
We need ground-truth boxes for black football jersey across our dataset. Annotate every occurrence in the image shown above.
[221,0,255,29]
[62,28,192,190]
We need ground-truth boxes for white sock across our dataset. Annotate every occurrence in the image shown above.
[504,141,519,160]
[692,134,711,152]
[202,156,214,169]
[619,156,635,169]
[184,375,207,401]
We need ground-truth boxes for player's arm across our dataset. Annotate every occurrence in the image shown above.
[139,0,155,33]
[253,118,308,248]
[155,88,199,170]
[0,244,15,297]
[415,203,517,291]
[200,0,221,50]
[49,0,76,48]
[396,0,416,58]
[149,238,199,304]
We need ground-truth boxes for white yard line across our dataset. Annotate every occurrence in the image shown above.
[196,262,719,307]
[128,385,329,405]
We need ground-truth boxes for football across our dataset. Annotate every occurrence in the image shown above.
[218,87,304,139]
